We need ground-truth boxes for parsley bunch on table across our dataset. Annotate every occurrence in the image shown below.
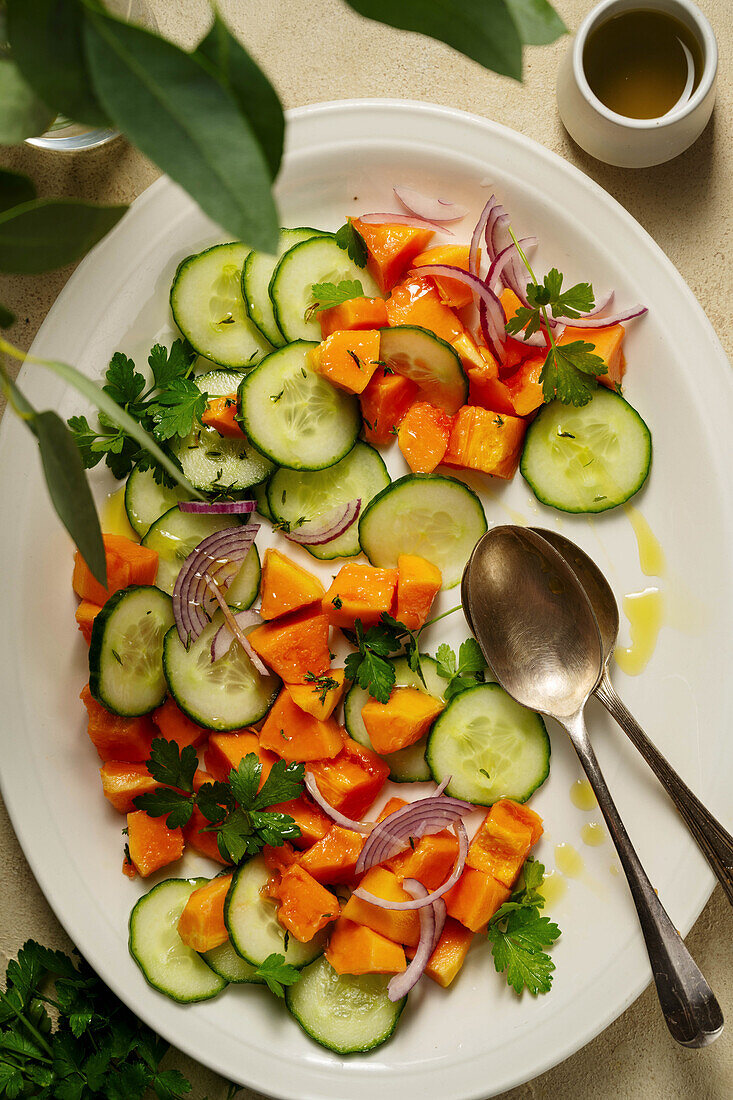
[486,859,561,995]
[0,940,195,1099]
[133,741,304,864]
[67,340,206,484]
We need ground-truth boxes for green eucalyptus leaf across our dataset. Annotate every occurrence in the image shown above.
[0,167,35,213]
[82,9,279,251]
[33,409,107,585]
[0,198,127,273]
[344,0,523,80]
[0,56,55,143]
[0,302,15,327]
[196,13,284,181]
[504,0,566,45]
[0,367,107,585]
[6,0,110,128]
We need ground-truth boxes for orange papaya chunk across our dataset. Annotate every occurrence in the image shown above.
[320,296,389,338]
[504,354,545,417]
[558,323,625,388]
[200,394,244,438]
[268,796,331,849]
[412,244,475,308]
[126,810,184,877]
[396,553,442,630]
[468,370,518,415]
[247,605,331,683]
[310,329,381,394]
[271,864,340,942]
[342,866,421,946]
[361,687,444,755]
[466,799,544,885]
[377,796,409,822]
[326,918,406,975]
[308,737,390,819]
[322,563,398,628]
[387,831,459,892]
[498,289,540,373]
[204,730,276,784]
[259,548,325,621]
[405,916,474,987]
[81,684,157,763]
[73,534,158,605]
[443,405,527,479]
[352,218,434,293]
[286,669,346,721]
[300,825,364,884]
[75,600,102,644]
[386,275,464,343]
[259,689,344,762]
[359,366,418,446]
[152,696,208,750]
[444,866,510,932]
[100,761,159,814]
[177,875,232,952]
[398,402,454,473]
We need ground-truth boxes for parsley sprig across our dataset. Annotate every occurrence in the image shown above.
[0,939,196,1099]
[252,954,300,999]
[133,740,304,863]
[343,613,425,704]
[504,235,606,406]
[67,340,207,484]
[334,221,367,267]
[305,278,364,319]
[435,638,486,701]
[486,859,561,995]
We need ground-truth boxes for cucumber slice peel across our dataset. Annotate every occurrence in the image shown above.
[89,585,173,716]
[242,227,328,347]
[380,325,468,414]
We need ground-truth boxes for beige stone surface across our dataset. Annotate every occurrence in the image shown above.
[0,1,731,1097]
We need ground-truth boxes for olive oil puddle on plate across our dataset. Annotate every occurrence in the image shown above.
[102,486,138,540]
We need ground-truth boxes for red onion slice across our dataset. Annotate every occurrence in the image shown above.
[356,792,473,874]
[284,499,361,547]
[354,820,468,910]
[179,500,256,515]
[553,304,648,328]
[387,879,446,1002]
[172,525,259,646]
[209,605,267,674]
[410,264,506,351]
[487,238,538,297]
[394,186,468,223]
[357,212,453,236]
[469,195,496,276]
[304,772,375,835]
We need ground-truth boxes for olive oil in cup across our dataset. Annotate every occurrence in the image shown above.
[584,9,704,120]
[556,0,718,167]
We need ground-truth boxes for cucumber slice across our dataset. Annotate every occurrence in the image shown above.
[344,655,446,782]
[129,878,227,1003]
[242,227,328,347]
[270,235,382,343]
[170,243,272,368]
[359,474,487,589]
[285,956,405,1054]
[253,476,274,520]
[89,586,173,716]
[238,343,361,470]
[141,505,244,596]
[201,939,262,984]
[426,682,550,806]
[380,325,468,414]
[163,618,278,731]
[124,465,195,537]
[520,388,652,513]
[168,369,274,493]
[267,442,390,560]
[224,856,328,968]
[224,543,261,610]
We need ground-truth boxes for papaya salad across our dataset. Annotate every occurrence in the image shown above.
[69,187,650,1053]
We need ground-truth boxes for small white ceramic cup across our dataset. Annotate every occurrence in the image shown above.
[556,0,718,167]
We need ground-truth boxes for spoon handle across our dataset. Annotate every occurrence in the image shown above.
[596,669,733,906]
[562,709,723,1048]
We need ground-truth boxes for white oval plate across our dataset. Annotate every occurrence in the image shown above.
[0,100,731,1100]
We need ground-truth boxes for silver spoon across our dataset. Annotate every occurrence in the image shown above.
[531,527,733,907]
[463,525,723,1048]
